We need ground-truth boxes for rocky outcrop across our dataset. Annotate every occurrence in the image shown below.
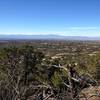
[79,86,100,100]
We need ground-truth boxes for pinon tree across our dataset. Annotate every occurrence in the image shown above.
[0,46,23,100]
[96,62,100,82]
[20,45,44,85]
[0,45,45,100]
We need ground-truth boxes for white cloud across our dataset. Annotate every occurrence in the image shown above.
[68,26,100,30]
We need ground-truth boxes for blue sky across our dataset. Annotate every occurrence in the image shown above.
[0,0,100,37]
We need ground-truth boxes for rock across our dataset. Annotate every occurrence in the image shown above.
[79,86,100,100]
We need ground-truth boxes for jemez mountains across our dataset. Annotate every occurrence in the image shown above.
[0,35,100,40]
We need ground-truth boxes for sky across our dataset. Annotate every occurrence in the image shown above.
[0,0,100,37]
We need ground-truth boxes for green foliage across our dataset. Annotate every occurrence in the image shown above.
[51,71,62,87]
[0,42,100,99]
[96,62,100,81]
[50,69,68,87]
[0,45,45,99]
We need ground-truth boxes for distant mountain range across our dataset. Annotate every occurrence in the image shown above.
[0,35,100,41]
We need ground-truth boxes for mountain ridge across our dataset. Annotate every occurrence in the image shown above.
[0,35,100,40]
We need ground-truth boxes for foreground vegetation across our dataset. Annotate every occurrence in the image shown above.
[0,40,100,100]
